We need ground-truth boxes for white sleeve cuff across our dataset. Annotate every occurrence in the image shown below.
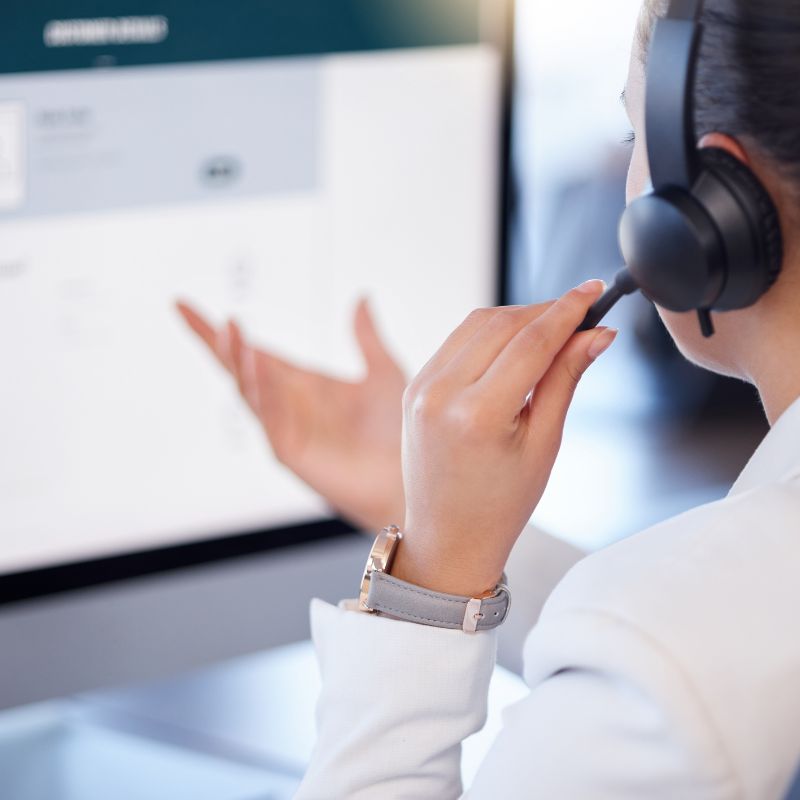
[296,598,497,800]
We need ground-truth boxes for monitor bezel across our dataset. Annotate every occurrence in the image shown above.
[0,0,516,607]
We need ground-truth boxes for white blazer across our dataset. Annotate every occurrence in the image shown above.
[295,397,800,800]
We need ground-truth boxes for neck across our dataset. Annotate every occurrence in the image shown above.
[744,281,800,426]
[754,366,800,426]
[745,179,800,425]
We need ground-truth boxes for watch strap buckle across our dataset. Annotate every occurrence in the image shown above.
[462,580,511,633]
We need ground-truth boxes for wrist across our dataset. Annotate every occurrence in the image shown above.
[390,535,506,598]
[360,525,511,633]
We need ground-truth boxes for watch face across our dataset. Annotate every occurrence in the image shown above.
[359,526,402,611]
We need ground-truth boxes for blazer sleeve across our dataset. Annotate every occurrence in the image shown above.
[466,609,735,799]
[499,525,586,674]
[296,602,736,800]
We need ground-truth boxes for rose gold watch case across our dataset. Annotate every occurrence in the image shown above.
[359,525,403,612]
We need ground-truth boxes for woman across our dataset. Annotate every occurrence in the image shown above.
[178,0,800,796]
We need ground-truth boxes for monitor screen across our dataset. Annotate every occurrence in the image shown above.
[0,1,509,585]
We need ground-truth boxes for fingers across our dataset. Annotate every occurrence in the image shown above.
[414,303,533,387]
[226,320,260,414]
[354,297,398,375]
[478,280,606,411]
[241,338,261,415]
[253,350,297,463]
[176,301,304,463]
[177,302,263,412]
[438,301,554,385]
[176,301,240,381]
[227,320,243,385]
[176,301,223,365]
[528,327,617,441]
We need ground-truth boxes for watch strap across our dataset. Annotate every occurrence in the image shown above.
[366,570,510,633]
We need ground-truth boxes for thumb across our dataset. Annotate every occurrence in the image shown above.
[354,297,398,374]
[528,327,617,436]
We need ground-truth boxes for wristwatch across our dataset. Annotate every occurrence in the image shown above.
[358,525,511,634]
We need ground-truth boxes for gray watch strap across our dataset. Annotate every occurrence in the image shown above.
[366,570,511,632]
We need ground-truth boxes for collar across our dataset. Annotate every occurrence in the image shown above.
[729,395,800,497]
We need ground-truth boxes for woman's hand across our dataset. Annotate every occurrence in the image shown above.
[392,280,616,597]
[176,299,407,532]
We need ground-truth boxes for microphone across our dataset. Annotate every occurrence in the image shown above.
[576,268,639,332]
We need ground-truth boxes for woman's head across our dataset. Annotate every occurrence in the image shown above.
[638,0,800,191]
[624,0,800,401]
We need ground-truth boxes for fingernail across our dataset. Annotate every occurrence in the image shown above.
[575,279,606,295]
[588,328,618,360]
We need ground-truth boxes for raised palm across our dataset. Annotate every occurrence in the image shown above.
[177,299,406,532]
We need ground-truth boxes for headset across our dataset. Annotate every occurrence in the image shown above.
[578,0,784,338]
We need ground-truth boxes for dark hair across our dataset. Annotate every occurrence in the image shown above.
[639,0,800,191]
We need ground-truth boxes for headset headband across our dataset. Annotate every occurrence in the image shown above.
[645,0,705,191]
[581,0,781,337]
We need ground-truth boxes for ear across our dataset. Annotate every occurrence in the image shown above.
[698,132,750,165]
[699,131,791,224]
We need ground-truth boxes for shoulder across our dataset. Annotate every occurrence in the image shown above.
[524,478,800,798]
[543,477,800,626]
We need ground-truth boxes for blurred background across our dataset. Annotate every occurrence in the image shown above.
[0,1,769,798]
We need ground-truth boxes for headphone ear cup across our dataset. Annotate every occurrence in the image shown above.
[696,147,783,308]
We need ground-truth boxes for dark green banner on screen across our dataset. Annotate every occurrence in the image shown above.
[0,0,481,75]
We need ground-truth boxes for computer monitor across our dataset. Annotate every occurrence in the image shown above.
[0,0,514,708]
